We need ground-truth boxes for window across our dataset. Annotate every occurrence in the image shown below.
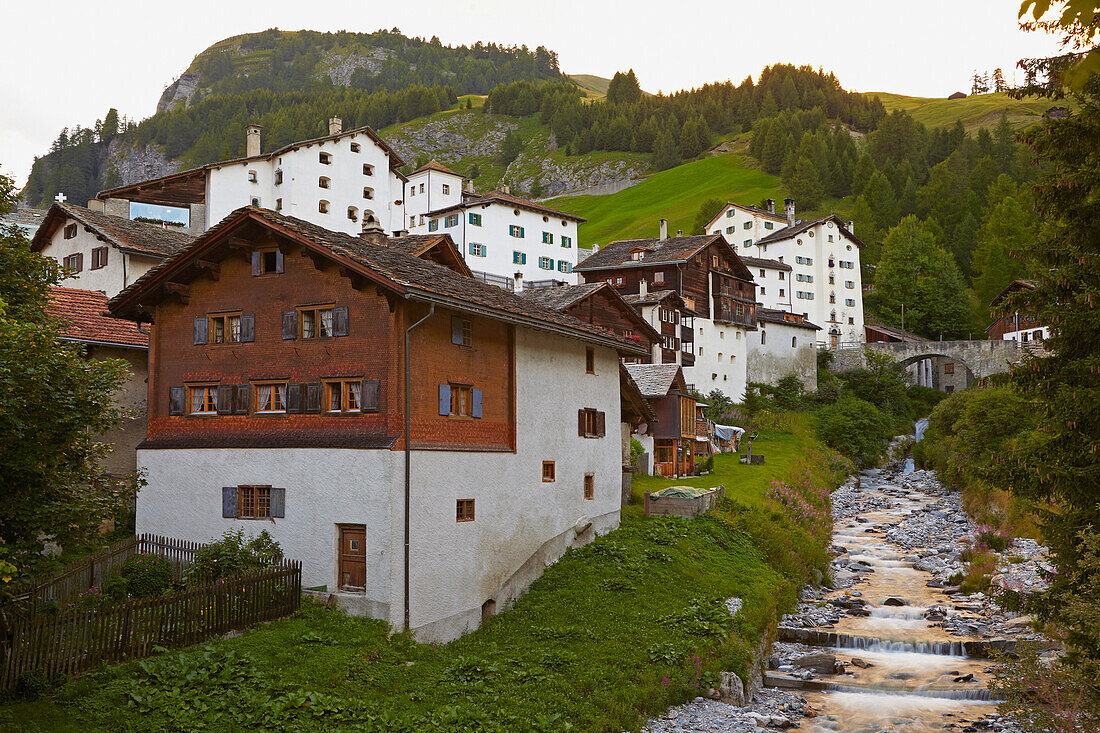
[347,206,358,222]
[363,164,373,176]
[363,187,374,199]
[428,219,439,232]
[451,317,472,347]
[275,170,283,185]
[63,253,82,274]
[829,293,836,303]
[513,251,527,265]
[743,239,752,248]
[510,225,525,238]
[743,221,752,229]
[846,280,855,289]
[469,242,487,257]
[585,347,595,374]
[254,249,282,276]
[615,277,624,286]
[276,198,282,211]
[630,249,645,261]
[779,289,785,297]
[209,313,242,344]
[848,317,854,324]
[254,382,288,413]
[469,212,482,226]
[456,499,475,522]
[712,255,720,268]
[791,336,797,347]
[653,271,665,284]
[845,298,856,307]
[248,170,257,183]
[326,380,364,413]
[828,234,834,242]
[944,363,955,375]
[583,474,594,500]
[90,246,109,270]
[319,152,332,165]
[764,221,774,229]
[542,461,556,482]
[188,384,218,415]
[450,384,473,416]
[542,231,553,244]
[561,235,572,248]
[419,183,425,194]
[442,184,451,195]
[64,223,77,239]
[299,305,336,338]
[238,486,272,519]
[557,260,572,273]
[578,408,605,438]
[538,257,554,270]
[318,200,330,214]
[726,226,734,234]
[445,214,459,228]
[350,142,361,153]
[761,330,767,345]
[250,197,261,208]
[760,287,766,295]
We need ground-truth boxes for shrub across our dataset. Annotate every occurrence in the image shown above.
[120,553,172,598]
[630,437,644,464]
[815,395,894,467]
[185,529,284,584]
[72,586,113,612]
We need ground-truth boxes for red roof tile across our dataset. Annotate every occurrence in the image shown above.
[47,287,149,348]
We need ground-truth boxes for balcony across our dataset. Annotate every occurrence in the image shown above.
[471,270,514,292]
[712,295,757,328]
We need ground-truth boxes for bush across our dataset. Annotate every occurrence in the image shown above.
[185,530,284,584]
[630,437,644,464]
[816,395,895,467]
[72,586,113,612]
[120,553,172,598]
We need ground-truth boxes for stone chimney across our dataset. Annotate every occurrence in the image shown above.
[328,116,343,136]
[359,213,387,246]
[765,198,776,214]
[464,179,475,193]
[676,229,683,237]
[639,278,648,297]
[513,271,524,292]
[659,219,668,241]
[500,184,511,194]
[245,124,262,157]
[847,220,855,234]
[784,198,796,226]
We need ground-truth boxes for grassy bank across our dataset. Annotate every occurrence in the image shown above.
[2,414,848,732]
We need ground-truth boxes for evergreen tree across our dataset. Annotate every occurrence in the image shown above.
[850,153,875,197]
[863,171,900,231]
[991,67,1007,92]
[970,194,1036,314]
[786,156,825,209]
[760,122,786,174]
[692,198,725,234]
[606,69,642,105]
[653,128,681,171]
[498,129,523,165]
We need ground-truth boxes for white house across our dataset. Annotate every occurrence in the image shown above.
[405,166,585,289]
[707,199,866,348]
[106,206,647,642]
[92,117,407,237]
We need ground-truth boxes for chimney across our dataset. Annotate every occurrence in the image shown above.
[464,179,475,193]
[765,198,775,214]
[359,213,387,246]
[639,278,648,297]
[676,229,683,237]
[245,124,262,157]
[500,184,511,194]
[659,218,668,241]
[513,271,524,292]
[784,198,796,226]
[328,116,343,135]
[847,220,855,234]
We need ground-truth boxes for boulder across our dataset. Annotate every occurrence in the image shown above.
[793,652,837,674]
[718,671,746,706]
[883,597,907,606]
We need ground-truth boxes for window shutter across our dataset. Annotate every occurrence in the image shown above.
[596,411,606,437]
[286,383,301,413]
[471,388,482,419]
[75,253,83,272]
[519,226,525,237]
[251,251,262,276]
[270,488,286,518]
[222,487,238,518]
[235,385,250,415]
[217,385,234,415]
[362,379,380,412]
[275,250,284,274]
[100,247,108,267]
[169,386,185,416]
[578,408,586,437]
[306,383,322,413]
[451,317,463,345]
[333,306,349,337]
[438,384,451,416]
[194,317,208,345]
[240,314,255,342]
[282,311,297,340]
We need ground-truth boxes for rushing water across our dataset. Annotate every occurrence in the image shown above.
[798,421,998,732]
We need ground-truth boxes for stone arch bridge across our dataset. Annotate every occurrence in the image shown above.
[830,340,1023,382]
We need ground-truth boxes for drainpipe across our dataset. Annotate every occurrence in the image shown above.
[403,300,435,632]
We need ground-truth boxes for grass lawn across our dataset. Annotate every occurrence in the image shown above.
[547,154,787,247]
[2,416,846,733]
[865,91,1073,133]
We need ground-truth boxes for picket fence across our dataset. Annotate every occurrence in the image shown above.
[2,562,301,690]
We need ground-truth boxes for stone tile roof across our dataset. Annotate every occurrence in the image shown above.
[573,234,723,272]
[47,286,149,348]
[624,363,685,399]
[757,308,821,331]
[754,215,865,249]
[621,289,682,306]
[864,322,925,342]
[412,160,462,176]
[32,203,196,258]
[519,283,606,311]
[427,189,586,223]
[109,207,647,357]
[740,255,791,271]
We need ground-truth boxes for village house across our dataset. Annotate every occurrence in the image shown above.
[620,287,695,367]
[706,199,866,348]
[106,206,647,641]
[31,202,196,297]
[519,281,661,357]
[624,363,698,478]
[404,162,584,289]
[91,118,407,237]
[988,279,1047,344]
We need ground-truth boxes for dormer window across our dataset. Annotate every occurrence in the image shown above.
[363,187,374,200]
[350,142,361,153]
[274,169,283,185]
[319,152,332,165]
[247,170,257,183]
[319,176,330,189]
[319,200,330,214]
[630,249,645,261]
[363,164,374,176]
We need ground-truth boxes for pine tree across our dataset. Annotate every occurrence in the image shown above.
[653,128,681,171]
[760,122,786,174]
[863,171,900,231]
[851,153,875,197]
[786,156,825,209]
[992,68,1007,92]
[970,194,1036,311]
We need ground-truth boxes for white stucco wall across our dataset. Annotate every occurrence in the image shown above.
[685,320,750,400]
[745,321,818,391]
[748,263,793,312]
[39,218,162,297]
[404,168,464,225]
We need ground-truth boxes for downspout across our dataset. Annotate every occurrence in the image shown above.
[403,300,435,632]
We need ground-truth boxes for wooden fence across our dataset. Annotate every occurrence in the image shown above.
[2,562,301,690]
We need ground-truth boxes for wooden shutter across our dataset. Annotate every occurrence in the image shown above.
[222,487,238,518]
[596,410,606,437]
[362,379,380,412]
[578,408,586,437]
[240,314,255,342]
[194,317,208,345]
[282,311,297,340]
[75,253,83,272]
[270,488,286,518]
[101,247,108,267]
[471,388,482,419]
[438,385,451,416]
[274,250,285,274]
[217,385,233,415]
[451,316,464,345]
[333,306,349,337]
[251,251,262,276]
[306,383,322,413]
[169,386,185,416]
[234,385,250,415]
[286,383,301,413]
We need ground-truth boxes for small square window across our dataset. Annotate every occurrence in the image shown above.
[187,384,218,415]
[63,253,82,274]
[469,212,482,226]
[456,499,475,522]
[238,486,272,519]
[442,184,451,195]
[363,164,373,176]
[584,474,594,500]
[542,461,556,482]
[944,363,955,374]
[254,382,288,413]
[350,142,361,153]
[319,152,332,165]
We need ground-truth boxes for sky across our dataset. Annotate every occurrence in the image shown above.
[0,0,1064,191]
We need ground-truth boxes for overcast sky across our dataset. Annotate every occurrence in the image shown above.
[1,0,1063,190]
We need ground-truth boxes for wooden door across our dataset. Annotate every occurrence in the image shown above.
[338,525,366,592]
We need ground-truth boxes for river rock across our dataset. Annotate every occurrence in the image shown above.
[792,652,836,674]
[719,671,746,706]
